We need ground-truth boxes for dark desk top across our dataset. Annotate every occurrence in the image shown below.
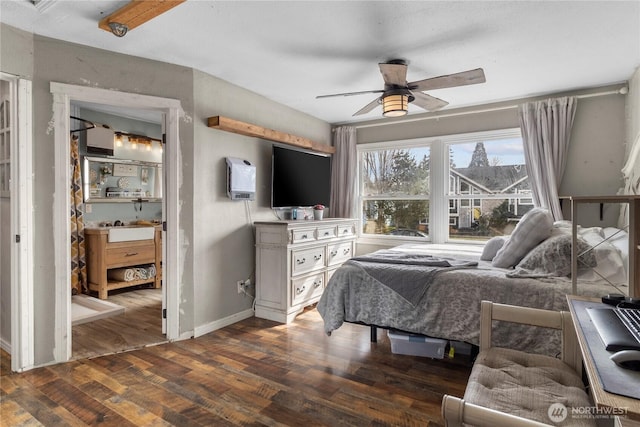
[568,296,640,422]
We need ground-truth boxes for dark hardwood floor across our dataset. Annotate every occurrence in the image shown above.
[72,287,165,360]
[1,306,472,426]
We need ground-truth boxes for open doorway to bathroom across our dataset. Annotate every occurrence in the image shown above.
[69,101,166,359]
[50,83,181,365]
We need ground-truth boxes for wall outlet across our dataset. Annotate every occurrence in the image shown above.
[236,279,251,295]
[237,279,251,294]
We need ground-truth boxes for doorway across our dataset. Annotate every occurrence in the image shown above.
[50,83,181,364]
[69,101,166,359]
[1,73,34,372]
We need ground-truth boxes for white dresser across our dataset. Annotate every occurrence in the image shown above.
[254,218,358,323]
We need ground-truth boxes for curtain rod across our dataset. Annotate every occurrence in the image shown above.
[70,115,97,133]
[352,86,627,130]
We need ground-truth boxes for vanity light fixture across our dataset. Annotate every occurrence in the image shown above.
[113,130,161,151]
[99,0,186,37]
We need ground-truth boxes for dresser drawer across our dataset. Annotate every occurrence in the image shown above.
[291,228,316,244]
[328,241,353,266]
[291,272,324,306]
[291,246,325,276]
[317,226,337,240]
[337,223,355,238]
[106,241,156,268]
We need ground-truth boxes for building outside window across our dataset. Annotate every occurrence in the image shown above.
[358,128,531,243]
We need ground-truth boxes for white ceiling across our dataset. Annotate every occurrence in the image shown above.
[2,1,639,124]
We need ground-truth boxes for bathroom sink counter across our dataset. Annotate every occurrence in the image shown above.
[85,226,162,299]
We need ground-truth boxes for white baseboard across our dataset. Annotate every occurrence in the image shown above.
[193,308,254,338]
[0,337,11,354]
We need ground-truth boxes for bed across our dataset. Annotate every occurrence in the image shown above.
[317,208,630,356]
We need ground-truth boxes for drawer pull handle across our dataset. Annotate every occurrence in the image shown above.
[314,254,322,261]
[343,248,350,255]
[301,234,308,239]
[314,281,322,288]
[296,285,306,295]
[331,250,338,257]
[324,231,330,236]
[125,252,139,257]
[297,258,306,265]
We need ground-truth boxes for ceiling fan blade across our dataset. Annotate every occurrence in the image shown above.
[379,62,408,86]
[409,68,486,92]
[353,97,381,116]
[316,89,384,99]
[411,91,449,112]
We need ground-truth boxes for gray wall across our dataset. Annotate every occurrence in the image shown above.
[29,35,194,364]
[191,69,331,329]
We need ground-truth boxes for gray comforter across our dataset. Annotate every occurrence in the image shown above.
[317,245,622,355]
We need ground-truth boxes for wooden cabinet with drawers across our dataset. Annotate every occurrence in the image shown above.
[254,218,357,323]
[85,226,162,299]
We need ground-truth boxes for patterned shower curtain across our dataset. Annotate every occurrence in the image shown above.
[70,134,86,294]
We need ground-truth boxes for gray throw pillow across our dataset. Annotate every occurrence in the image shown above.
[516,234,597,276]
[492,208,554,268]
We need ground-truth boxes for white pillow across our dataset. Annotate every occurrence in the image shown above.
[480,236,507,261]
[492,208,554,268]
[577,239,627,283]
[602,227,629,274]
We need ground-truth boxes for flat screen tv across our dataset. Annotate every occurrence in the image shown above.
[271,145,331,209]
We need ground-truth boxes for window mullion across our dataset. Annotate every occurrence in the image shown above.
[430,140,447,243]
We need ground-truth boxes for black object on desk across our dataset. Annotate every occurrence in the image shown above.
[586,307,640,351]
[571,299,640,400]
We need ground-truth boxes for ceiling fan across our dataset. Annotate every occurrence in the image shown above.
[316,59,486,117]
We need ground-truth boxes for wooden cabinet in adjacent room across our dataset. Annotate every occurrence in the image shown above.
[254,218,357,323]
[85,226,162,299]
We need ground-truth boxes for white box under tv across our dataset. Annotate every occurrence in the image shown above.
[388,330,447,359]
[226,157,256,200]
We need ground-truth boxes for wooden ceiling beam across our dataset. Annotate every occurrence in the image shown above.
[99,0,185,34]
[208,116,335,155]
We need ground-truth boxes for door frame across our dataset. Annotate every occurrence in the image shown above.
[1,73,34,372]
[50,82,182,363]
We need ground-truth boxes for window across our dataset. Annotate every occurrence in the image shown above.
[358,128,530,243]
[361,145,430,237]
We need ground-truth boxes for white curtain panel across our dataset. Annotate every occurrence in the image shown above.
[618,131,640,227]
[329,126,357,218]
[519,97,577,220]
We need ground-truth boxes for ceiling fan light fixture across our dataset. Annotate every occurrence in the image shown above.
[382,94,409,117]
[108,22,128,37]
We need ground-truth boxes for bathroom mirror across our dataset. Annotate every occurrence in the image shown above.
[83,156,162,203]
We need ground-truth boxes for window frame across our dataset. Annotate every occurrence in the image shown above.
[357,127,524,245]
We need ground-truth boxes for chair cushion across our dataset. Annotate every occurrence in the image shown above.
[464,347,595,426]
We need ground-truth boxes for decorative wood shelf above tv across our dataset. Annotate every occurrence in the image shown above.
[207,116,335,155]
